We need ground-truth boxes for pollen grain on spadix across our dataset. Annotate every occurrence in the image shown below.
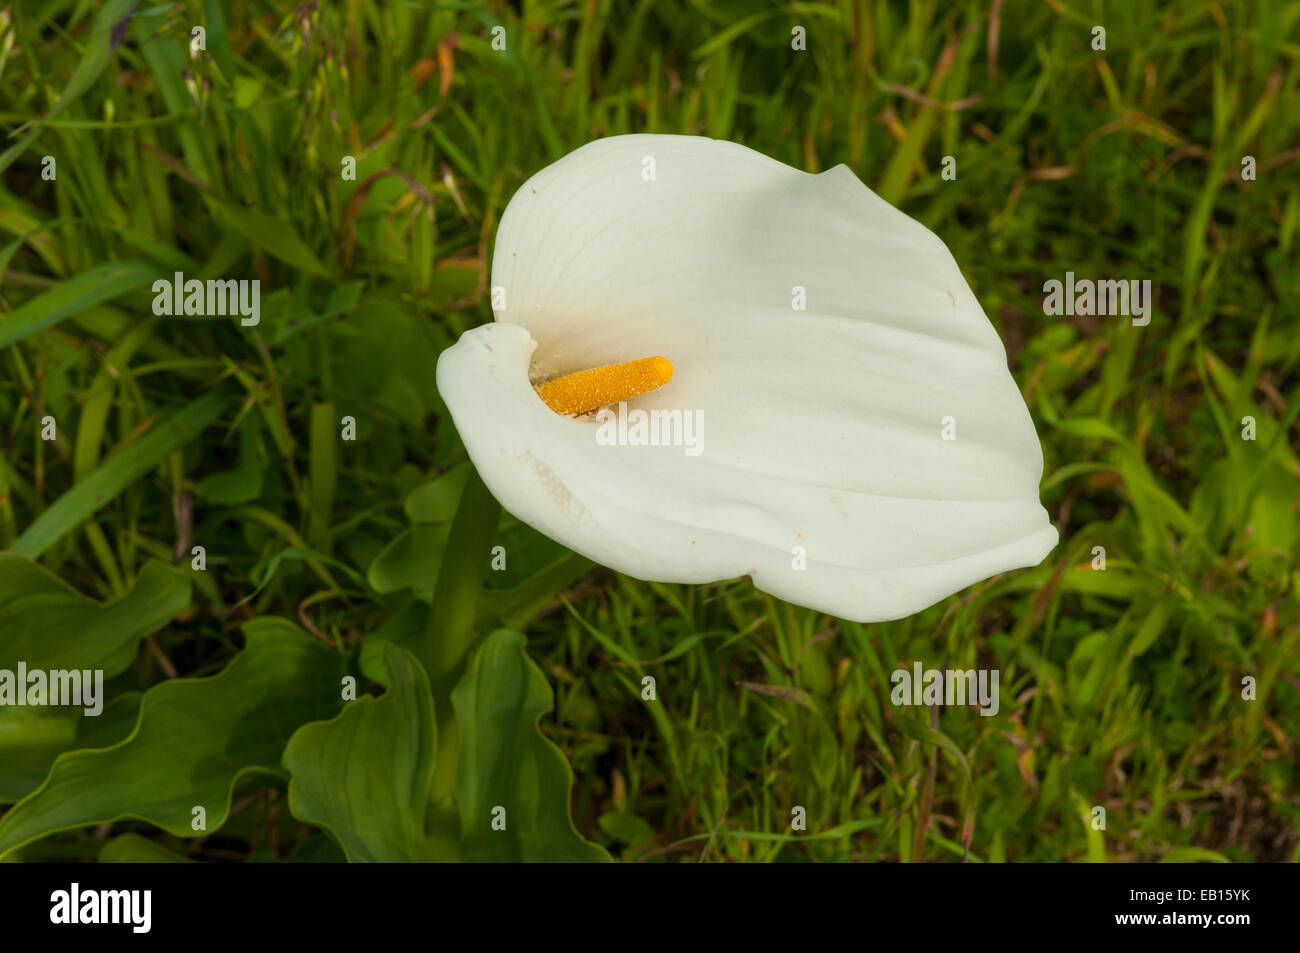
[535,356,674,416]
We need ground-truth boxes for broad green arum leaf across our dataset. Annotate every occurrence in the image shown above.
[0,558,188,802]
[0,620,346,860]
[0,557,190,675]
[452,630,609,862]
[436,135,1058,622]
[282,641,454,862]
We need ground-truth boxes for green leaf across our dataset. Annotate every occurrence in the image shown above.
[194,413,264,504]
[1067,631,1111,709]
[129,7,221,189]
[99,834,194,863]
[1246,464,1299,554]
[482,516,573,590]
[597,810,656,847]
[216,204,330,278]
[0,695,141,804]
[267,281,364,345]
[359,601,428,676]
[373,478,581,609]
[328,300,441,425]
[425,260,480,309]
[241,546,365,607]
[895,713,974,788]
[13,390,231,558]
[451,629,610,862]
[476,552,595,631]
[0,555,179,799]
[0,261,158,349]
[0,557,190,673]
[404,465,470,523]
[423,469,500,685]
[0,619,346,860]
[1126,596,1177,659]
[367,523,450,601]
[691,8,786,58]
[233,77,264,111]
[74,318,159,481]
[283,641,456,862]
[199,0,236,84]
[0,709,76,804]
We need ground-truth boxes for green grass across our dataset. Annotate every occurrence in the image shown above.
[0,0,1297,862]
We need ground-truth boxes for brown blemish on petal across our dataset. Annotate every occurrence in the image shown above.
[521,452,577,516]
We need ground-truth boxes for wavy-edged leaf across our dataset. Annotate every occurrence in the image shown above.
[284,641,455,862]
[0,619,346,860]
[451,629,610,862]
[0,557,189,673]
[0,694,139,804]
[367,523,450,601]
[0,560,186,802]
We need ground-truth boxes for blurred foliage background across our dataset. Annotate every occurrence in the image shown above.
[0,0,1297,862]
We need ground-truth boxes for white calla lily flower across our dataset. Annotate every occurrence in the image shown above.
[436,135,1057,622]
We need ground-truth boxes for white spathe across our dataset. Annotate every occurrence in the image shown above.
[436,135,1058,622]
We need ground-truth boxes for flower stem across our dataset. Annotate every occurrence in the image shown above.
[420,466,500,832]
[421,466,500,690]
